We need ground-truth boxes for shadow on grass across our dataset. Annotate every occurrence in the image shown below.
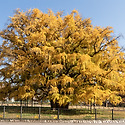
[0,106,94,116]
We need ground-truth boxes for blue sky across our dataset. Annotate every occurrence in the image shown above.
[0,0,125,47]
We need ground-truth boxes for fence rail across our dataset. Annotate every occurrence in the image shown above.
[0,106,125,120]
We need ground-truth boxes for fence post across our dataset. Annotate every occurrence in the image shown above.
[39,107,41,120]
[112,109,114,120]
[20,106,22,121]
[3,106,5,119]
[95,109,97,120]
[57,108,60,120]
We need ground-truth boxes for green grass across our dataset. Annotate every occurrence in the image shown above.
[0,106,124,120]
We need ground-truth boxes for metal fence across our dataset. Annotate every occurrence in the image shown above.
[0,106,125,120]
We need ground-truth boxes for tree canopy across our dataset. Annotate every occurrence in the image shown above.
[0,9,125,108]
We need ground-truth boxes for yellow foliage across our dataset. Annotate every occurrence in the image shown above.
[53,116,57,119]
[0,8,124,106]
[16,115,20,118]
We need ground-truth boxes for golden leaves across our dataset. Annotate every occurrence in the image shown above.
[30,47,42,55]
[0,8,125,106]
[18,85,35,99]
[50,64,63,73]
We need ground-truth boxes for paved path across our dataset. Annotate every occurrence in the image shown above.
[0,121,125,125]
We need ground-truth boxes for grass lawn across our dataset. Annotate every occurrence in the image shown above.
[0,106,124,120]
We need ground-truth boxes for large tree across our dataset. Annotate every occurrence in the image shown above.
[0,9,125,108]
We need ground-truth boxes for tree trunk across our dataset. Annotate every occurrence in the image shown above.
[20,100,22,106]
[50,100,69,110]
